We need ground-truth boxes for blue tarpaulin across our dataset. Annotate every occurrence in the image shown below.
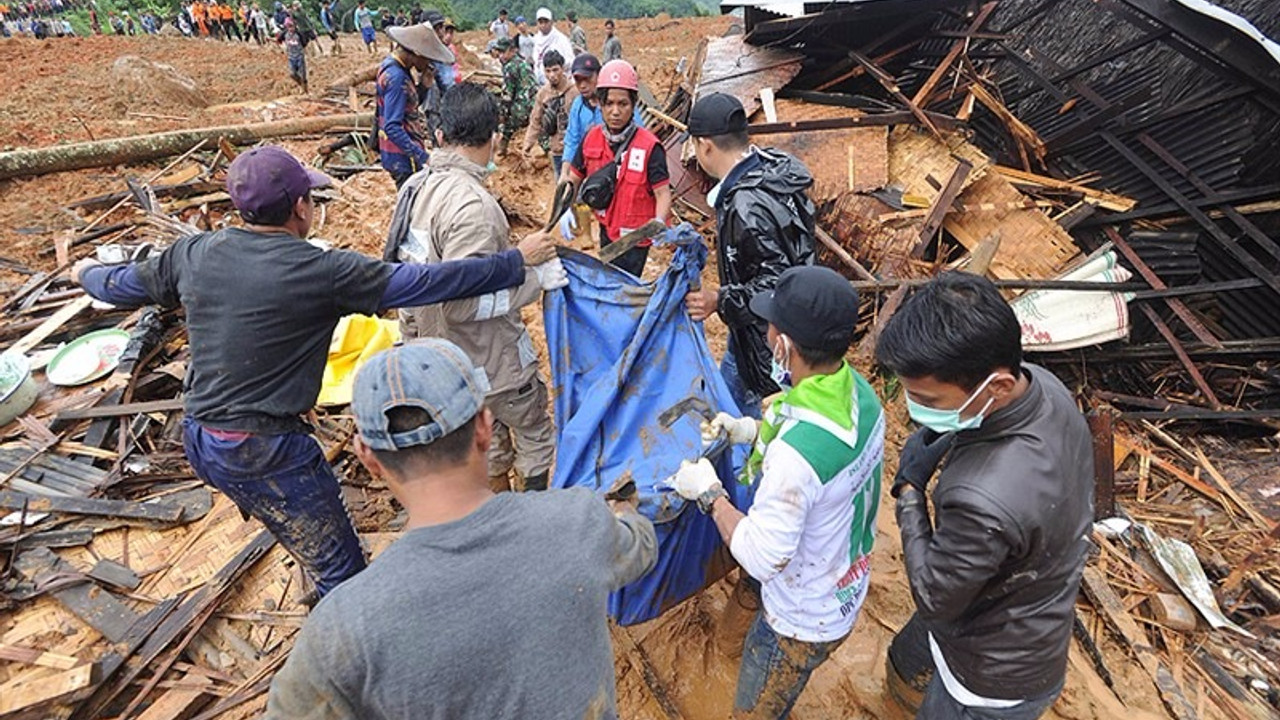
[544,230,754,626]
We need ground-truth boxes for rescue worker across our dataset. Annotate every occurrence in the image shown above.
[601,18,621,61]
[876,272,1093,720]
[353,0,377,52]
[522,48,576,179]
[497,37,536,155]
[320,0,341,55]
[684,93,816,418]
[395,83,565,493]
[377,22,452,187]
[531,6,573,85]
[566,9,585,54]
[514,14,533,63]
[264,340,657,720]
[71,145,560,601]
[665,265,884,718]
[558,53,642,184]
[564,59,670,277]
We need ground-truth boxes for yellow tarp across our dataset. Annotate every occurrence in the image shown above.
[318,314,401,407]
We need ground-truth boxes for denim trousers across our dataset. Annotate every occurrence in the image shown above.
[917,673,1063,720]
[721,334,764,420]
[733,610,846,719]
[182,418,367,597]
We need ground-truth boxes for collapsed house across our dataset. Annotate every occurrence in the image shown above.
[640,0,1280,716]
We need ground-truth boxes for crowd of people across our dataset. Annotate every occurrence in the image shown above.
[0,0,83,37]
[59,6,1094,720]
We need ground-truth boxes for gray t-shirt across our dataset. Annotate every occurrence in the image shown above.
[265,488,658,720]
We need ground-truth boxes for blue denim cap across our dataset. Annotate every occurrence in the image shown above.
[352,340,490,451]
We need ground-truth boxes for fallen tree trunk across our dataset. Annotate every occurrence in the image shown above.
[328,64,381,91]
[0,113,373,181]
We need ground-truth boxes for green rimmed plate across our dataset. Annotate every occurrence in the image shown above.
[45,329,131,386]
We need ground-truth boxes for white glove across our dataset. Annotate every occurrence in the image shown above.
[661,458,723,501]
[557,210,578,241]
[532,257,569,291]
[701,412,758,445]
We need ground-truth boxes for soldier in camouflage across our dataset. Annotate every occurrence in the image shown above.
[497,37,536,153]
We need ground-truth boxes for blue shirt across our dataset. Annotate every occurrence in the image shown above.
[560,95,644,176]
[377,56,430,175]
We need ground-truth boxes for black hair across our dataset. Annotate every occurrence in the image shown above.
[241,190,308,226]
[543,49,564,68]
[605,18,614,26]
[440,83,499,147]
[566,10,576,20]
[875,271,1022,391]
[707,129,749,152]
[796,342,847,368]
[371,406,478,477]
[596,87,637,106]
[498,7,507,13]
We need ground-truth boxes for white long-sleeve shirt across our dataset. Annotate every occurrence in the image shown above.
[531,27,574,84]
[729,410,885,642]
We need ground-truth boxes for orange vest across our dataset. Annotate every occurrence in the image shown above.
[581,126,662,242]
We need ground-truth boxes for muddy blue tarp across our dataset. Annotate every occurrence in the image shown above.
[544,232,754,625]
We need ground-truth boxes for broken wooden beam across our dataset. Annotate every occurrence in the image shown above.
[56,397,186,422]
[910,1,999,107]
[849,52,942,138]
[0,490,184,523]
[912,159,972,258]
[0,113,372,181]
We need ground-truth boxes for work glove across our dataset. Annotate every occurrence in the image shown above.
[531,257,569,291]
[701,412,758,445]
[660,458,728,513]
[891,428,955,498]
[557,209,578,241]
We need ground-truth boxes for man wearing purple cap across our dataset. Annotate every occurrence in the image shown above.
[72,145,559,599]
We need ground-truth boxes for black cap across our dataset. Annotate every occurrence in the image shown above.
[749,266,860,353]
[425,9,444,26]
[688,92,749,137]
[571,53,601,77]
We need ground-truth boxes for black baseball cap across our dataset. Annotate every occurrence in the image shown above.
[688,92,749,137]
[571,53,601,77]
[749,266,860,353]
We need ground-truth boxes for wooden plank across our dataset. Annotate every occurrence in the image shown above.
[56,397,185,422]
[89,558,142,590]
[912,159,972,258]
[0,662,96,714]
[0,490,184,523]
[13,547,141,644]
[0,644,83,670]
[135,673,213,720]
[1080,566,1199,720]
[910,1,998,106]
[849,51,940,138]
[8,294,94,356]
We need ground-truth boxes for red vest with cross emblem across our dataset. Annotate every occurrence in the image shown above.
[581,125,662,243]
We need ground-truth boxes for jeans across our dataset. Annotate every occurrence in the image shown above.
[721,334,763,419]
[918,673,1063,720]
[733,610,846,719]
[182,419,366,597]
[552,153,562,181]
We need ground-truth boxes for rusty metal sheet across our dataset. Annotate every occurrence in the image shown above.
[695,35,803,117]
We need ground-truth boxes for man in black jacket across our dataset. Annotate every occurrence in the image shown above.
[875,272,1093,719]
[684,93,815,417]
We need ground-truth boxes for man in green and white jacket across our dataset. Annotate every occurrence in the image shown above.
[666,265,884,718]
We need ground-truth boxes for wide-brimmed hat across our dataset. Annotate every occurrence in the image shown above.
[387,22,455,63]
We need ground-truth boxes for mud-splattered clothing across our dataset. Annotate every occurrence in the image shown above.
[499,54,536,140]
[265,488,658,720]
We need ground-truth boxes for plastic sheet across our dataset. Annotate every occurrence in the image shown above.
[544,231,753,625]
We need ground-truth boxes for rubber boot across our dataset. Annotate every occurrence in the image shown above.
[885,613,933,715]
[716,571,761,658]
[516,470,549,492]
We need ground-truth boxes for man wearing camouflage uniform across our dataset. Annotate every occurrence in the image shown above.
[497,37,536,155]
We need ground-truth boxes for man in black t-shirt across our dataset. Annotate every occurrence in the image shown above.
[73,146,558,599]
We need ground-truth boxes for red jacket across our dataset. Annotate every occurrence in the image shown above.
[580,125,664,242]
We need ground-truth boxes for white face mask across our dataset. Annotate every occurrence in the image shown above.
[770,334,793,391]
[905,373,1005,433]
